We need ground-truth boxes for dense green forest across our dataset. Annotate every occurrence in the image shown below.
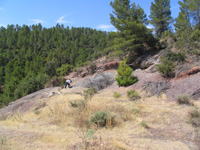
[0,24,117,106]
[0,0,200,108]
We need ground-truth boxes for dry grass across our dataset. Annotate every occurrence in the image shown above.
[0,89,199,150]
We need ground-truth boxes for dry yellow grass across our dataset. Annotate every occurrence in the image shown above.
[0,88,199,150]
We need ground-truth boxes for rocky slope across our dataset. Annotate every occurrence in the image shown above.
[0,55,200,150]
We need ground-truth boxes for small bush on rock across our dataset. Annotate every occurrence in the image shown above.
[115,60,137,87]
[157,57,175,78]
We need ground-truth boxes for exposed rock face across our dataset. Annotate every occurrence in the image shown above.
[166,73,200,100]
[177,66,200,78]
[76,73,116,90]
[0,87,59,119]
[142,81,171,96]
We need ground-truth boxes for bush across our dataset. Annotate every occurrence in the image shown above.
[176,94,191,105]
[113,92,121,98]
[127,90,140,100]
[115,60,137,87]
[157,57,175,78]
[189,109,200,127]
[166,52,186,62]
[90,111,114,127]
[84,87,98,100]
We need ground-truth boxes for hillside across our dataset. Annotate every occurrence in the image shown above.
[1,0,200,149]
[1,58,200,150]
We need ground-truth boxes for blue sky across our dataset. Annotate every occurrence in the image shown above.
[0,0,180,31]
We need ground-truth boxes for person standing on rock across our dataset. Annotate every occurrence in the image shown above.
[65,79,72,88]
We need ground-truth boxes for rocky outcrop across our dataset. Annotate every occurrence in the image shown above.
[75,72,116,90]
[0,87,60,119]
[177,66,200,78]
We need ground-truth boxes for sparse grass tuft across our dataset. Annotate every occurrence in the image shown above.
[34,110,41,115]
[140,121,150,129]
[176,94,192,105]
[127,89,140,100]
[0,137,6,145]
[189,109,200,127]
[113,92,121,98]
[84,87,98,100]
[69,100,87,109]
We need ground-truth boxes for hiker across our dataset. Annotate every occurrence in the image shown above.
[65,79,72,88]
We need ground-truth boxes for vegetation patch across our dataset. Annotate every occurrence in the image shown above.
[157,56,175,78]
[113,92,121,99]
[69,100,87,109]
[176,94,192,105]
[84,87,98,101]
[127,90,140,100]
[189,109,200,127]
[89,111,115,128]
[140,121,150,129]
[115,60,137,87]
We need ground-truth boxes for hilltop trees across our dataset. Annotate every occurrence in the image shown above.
[174,0,200,52]
[109,0,157,57]
[149,0,172,37]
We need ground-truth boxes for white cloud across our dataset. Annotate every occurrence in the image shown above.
[0,24,6,27]
[28,19,44,24]
[97,24,114,31]
[56,16,71,24]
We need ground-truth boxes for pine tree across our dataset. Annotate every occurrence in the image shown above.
[174,0,192,51]
[110,0,156,56]
[115,60,137,87]
[189,0,200,28]
[149,0,172,37]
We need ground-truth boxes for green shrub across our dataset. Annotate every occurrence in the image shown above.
[115,60,137,87]
[90,111,114,127]
[127,90,140,100]
[176,94,191,105]
[113,92,121,98]
[189,109,200,127]
[166,52,186,62]
[157,57,175,78]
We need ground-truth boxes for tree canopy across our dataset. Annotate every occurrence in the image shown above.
[149,0,172,37]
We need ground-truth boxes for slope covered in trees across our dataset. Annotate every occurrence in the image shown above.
[0,24,116,107]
